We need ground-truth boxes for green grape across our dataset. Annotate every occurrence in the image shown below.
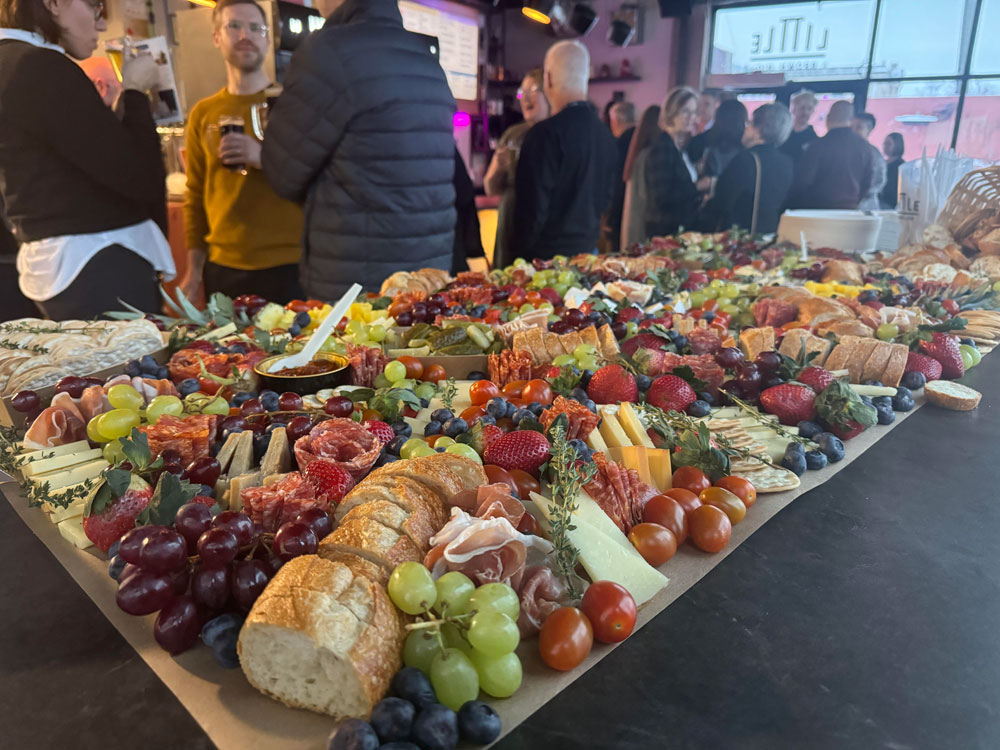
[577,355,598,372]
[442,622,474,656]
[469,650,522,698]
[107,384,143,411]
[573,344,595,359]
[345,319,364,336]
[445,443,482,463]
[403,629,440,674]
[959,343,982,367]
[430,648,479,711]
[960,348,975,369]
[703,287,719,299]
[146,395,183,423]
[709,279,725,289]
[103,439,125,463]
[434,571,475,615]
[369,324,386,343]
[86,416,107,443]
[557,270,575,284]
[411,442,437,458]
[518,303,534,314]
[720,285,740,299]
[97,409,140,440]
[415,382,436,401]
[374,372,392,389]
[385,360,407,383]
[552,283,570,296]
[720,303,741,315]
[388,562,436,615]
[433,436,455,448]
[547,314,561,324]
[202,397,230,416]
[537,302,555,313]
[467,582,519,620]
[689,291,706,307]
[513,258,528,267]
[747,283,760,294]
[467,611,519,657]
[876,323,899,341]
[400,437,429,460]
[624,321,638,338]
[552,354,576,367]
[553,254,567,264]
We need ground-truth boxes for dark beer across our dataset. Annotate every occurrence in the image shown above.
[218,115,246,172]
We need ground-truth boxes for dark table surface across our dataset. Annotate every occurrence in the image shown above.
[3,355,999,750]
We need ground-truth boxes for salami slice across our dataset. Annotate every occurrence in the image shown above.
[293,418,384,481]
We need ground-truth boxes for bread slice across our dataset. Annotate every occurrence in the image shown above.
[822,336,860,372]
[322,516,422,570]
[521,328,546,364]
[318,547,391,587]
[579,325,601,352]
[559,330,584,355]
[778,329,833,366]
[860,341,892,383]
[364,453,487,502]
[542,332,564,362]
[846,338,879,383]
[925,380,982,410]
[336,475,449,528]
[739,327,775,362]
[881,343,909,387]
[238,556,402,719]
[341,498,437,553]
[597,324,619,359]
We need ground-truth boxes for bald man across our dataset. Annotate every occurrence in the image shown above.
[513,40,618,260]
[787,100,874,210]
[78,57,123,109]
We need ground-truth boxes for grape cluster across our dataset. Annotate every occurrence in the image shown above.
[109,502,333,661]
[393,293,452,327]
[388,564,523,710]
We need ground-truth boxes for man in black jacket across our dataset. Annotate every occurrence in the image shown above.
[262,0,456,299]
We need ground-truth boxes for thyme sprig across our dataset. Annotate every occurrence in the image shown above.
[438,377,458,411]
[0,341,49,354]
[546,423,596,599]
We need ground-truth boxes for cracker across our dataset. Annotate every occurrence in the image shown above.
[733,464,801,492]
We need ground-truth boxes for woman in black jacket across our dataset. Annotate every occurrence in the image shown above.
[699,103,794,235]
[695,99,748,183]
[880,132,905,209]
[0,0,173,319]
[644,86,701,238]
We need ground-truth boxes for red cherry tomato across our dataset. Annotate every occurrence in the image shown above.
[699,486,747,525]
[516,512,541,535]
[422,364,447,383]
[672,466,711,496]
[286,299,311,313]
[483,465,518,493]
[688,505,732,553]
[470,380,501,405]
[714,476,757,508]
[628,523,677,566]
[305,299,325,309]
[521,379,554,406]
[580,580,637,644]
[501,380,527,398]
[396,356,424,380]
[663,487,701,516]
[508,469,541,499]
[460,404,487,423]
[360,408,381,422]
[642,494,688,544]
[538,607,594,671]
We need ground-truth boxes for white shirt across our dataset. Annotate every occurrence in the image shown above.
[0,28,176,301]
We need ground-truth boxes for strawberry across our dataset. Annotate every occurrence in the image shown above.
[586,364,638,404]
[831,420,867,441]
[362,419,395,445]
[796,366,835,393]
[463,422,504,456]
[620,332,670,358]
[482,430,551,476]
[82,475,153,553]
[759,384,817,425]
[191,495,216,508]
[615,306,644,324]
[303,460,354,503]
[814,380,877,440]
[919,332,964,379]
[904,351,942,382]
[631,348,667,377]
[646,375,697,413]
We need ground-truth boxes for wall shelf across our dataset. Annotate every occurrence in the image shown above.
[589,75,642,84]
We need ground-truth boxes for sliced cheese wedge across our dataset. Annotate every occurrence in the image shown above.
[647,448,672,491]
[57,516,93,550]
[228,431,255,479]
[16,440,90,466]
[229,470,261,512]
[260,427,290,477]
[48,500,85,524]
[29,459,108,490]
[598,406,632,449]
[22,448,103,478]
[618,402,654,448]
[586,427,609,454]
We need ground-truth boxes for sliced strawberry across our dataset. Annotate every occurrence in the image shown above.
[362,419,395,445]
[82,477,153,553]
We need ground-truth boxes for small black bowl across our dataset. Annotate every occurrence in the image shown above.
[253,352,351,396]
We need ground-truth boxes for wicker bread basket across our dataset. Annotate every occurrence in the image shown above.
[938,166,1000,240]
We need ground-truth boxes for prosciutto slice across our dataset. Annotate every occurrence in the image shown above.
[79,385,110,422]
[22,399,87,450]
[474,483,525,527]
[516,565,569,638]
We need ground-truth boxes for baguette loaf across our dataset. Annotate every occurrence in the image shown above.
[238,555,402,719]
[336,476,449,529]
[860,341,892,383]
[318,547,391,587]
[847,338,879,383]
[881,344,909,387]
[321,516,422,570]
[341,498,437,553]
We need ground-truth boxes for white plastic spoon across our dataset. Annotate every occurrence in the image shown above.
[266,283,362,373]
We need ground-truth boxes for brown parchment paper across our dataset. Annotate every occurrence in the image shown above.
[1,399,927,749]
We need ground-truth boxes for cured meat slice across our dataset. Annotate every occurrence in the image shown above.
[516,565,568,638]
[688,328,722,355]
[294,418,384,481]
[753,298,797,328]
[539,396,600,441]
[140,414,218,465]
[346,344,389,389]
[242,472,330,533]
[22,403,87,449]
[474,483,525,528]
[167,349,242,383]
[79,385,110,423]
[584,453,652,534]
[488,350,532,388]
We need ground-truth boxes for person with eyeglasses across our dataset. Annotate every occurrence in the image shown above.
[0,0,175,319]
[483,67,549,268]
[179,0,303,304]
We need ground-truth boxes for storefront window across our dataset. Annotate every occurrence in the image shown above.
[971,0,1000,74]
[956,79,1000,161]
[865,80,960,162]
[870,0,970,78]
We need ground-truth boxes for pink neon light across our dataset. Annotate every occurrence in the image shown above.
[453,112,471,127]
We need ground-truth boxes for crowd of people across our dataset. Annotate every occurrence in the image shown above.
[0,0,909,320]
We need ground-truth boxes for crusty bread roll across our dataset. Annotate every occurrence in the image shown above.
[336,476,449,529]
[322,516,422,570]
[238,556,403,719]
[341,498,437,553]
[318,547,391,587]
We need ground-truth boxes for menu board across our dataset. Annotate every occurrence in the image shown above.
[399,0,479,102]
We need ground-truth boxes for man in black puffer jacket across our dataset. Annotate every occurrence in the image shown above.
[262,0,456,299]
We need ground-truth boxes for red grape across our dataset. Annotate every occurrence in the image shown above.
[192,566,231,610]
[549,320,571,335]
[273,522,318,561]
[211,511,254,546]
[174,503,214,551]
[240,398,265,417]
[53,376,86,399]
[754,351,782,373]
[170,565,191,595]
[183,456,221,487]
[395,311,414,327]
[221,415,247,433]
[562,308,586,326]
[116,570,175,615]
[197,527,239,567]
[278,392,303,411]
[10,390,40,413]
[119,526,160,565]
[285,415,312,442]
[160,448,184,475]
[324,396,354,418]
[611,321,627,339]
[139,527,188,573]
[153,595,202,655]
[736,363,762,395]
[715,347,744,369]
[232,559,271,610]
[294,508,333,541]
[120,562,140,581]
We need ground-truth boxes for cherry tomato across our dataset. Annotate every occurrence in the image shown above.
[508,469,541,499]
[580,581,637,644]
[642,494,688,544]
[508,288,527,307]
[663,487,701,515]
[460,404,487,423]
[423,364,447,384]
[388,301,409,318]
[714,476,756,509]
[483,465,518,494]
[688,505,732,553]
[525,290,542,305]
[699,486,746,525]
[521,379,554,406]
[286,299,310,313]
[501,380,527,398]
[470,380,501,405]
[538,607,594,671]
[517,512,541,535]
[360,408,381,422]
[701,298,719,311]
[942,298,960,315]
[396,356,424,380]
[305,299,325,309]
[628,523,677,567]
[672,466,711,496]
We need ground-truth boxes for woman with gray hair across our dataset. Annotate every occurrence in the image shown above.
[699,102,794,235]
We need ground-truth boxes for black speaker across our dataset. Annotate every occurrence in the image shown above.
[657,0,694,17]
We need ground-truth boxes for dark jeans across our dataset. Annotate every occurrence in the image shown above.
[203,261,303,304]
[36,244,159,320]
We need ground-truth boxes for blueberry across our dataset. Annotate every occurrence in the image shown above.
[288,322,302,337]
[860,395,874,407]
[858,289,878,304]
[124,359,141,377]
[504,399,519,419]
[376,452,399,466]
[797,420,823,439]
[815,433,846,462]
[466,370,487,381]
[391,667,437,709]
[369,697,416,743]
[260,390,280,412]
[153,365,168,380]
[139,354,160,375]
[293,311,312,328]
[804,450,828,470]
[228,341,249,354]
[201,613,244,648]
[697,391,714,406]
[569,438,587,457]
[431,408,454,424]
[232,391,253,407]
[327,718,379,750]
[960,337,975,347]
[583,399,598,413]
[570,387,589,402]
[424,420,442,436]
[686,399,711,418]
[784,442,805,458]
[781,451,807,476]
[512,408,534,424]
[861,379,883,387]
[108,539,122,558]
[391,421,412,438]
[674,335,688,350]
[876,404,896,424]
[486,397,507,417]
[411,704,459,750]
[901,370,926,390]
[477,414,497,426]
[379,743,420,750]
[526,402,544,416]
[211,632,241,669]
[178,378,200,397]
[108,554,126,581]
[388,435,409,456]
[871,396,892,409]
[443,418,468,438]
[701,310,716,322]
[635,374,652,391]
[457,700,502,744]
[253,433,272,460]
[420,397,430,409]
[579,369,594,388]
[895,385,913,399]
[222,425,245,440]
[199,484,215,498]
[891,394,915,412]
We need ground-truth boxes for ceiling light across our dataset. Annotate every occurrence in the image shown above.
[522,0,555,24]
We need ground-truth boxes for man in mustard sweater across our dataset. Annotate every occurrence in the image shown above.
[180,0,303,303]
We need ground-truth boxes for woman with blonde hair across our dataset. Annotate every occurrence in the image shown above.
[619,104,661,248]
[644,86,702,238]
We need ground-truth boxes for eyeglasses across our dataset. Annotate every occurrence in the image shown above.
[224,20,269,37]
[83,0,105,22]
[517,85,539,100]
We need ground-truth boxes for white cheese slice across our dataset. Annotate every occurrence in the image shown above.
[16,440,90,465]
[29,459,108,490]
[48,500,85,524]
[57,516,93,550]
[598,407,632,449]
[22,448,103,478]
[618,402,655,448]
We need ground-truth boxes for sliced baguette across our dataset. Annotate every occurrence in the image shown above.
[362,453,486,503]
[881,343,909,388]
[317,547,391,587]
[597,324,620,359]
[336,475,449,528]
[341,498,437,554]
[860,341,892,383]
[822,335,860,373]
[847,338,879,383]
[238,556,402,719]
[321,516,422,570]
[924,380,982,410]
